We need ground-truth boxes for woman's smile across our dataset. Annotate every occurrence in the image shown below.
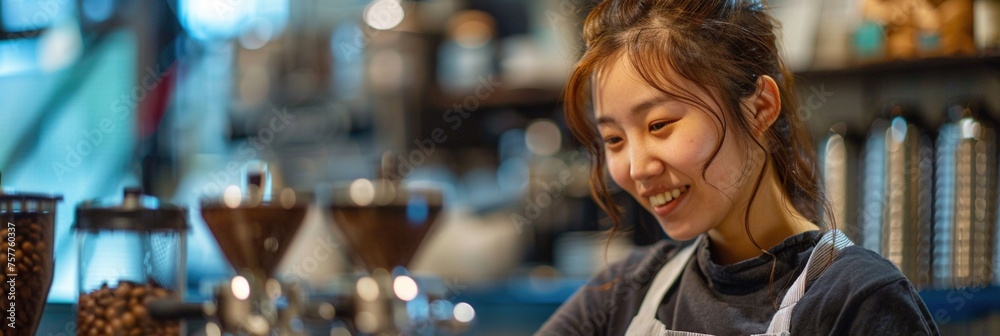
[649,184,689,216]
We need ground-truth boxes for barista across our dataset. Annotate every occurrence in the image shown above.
[538,0,939,334]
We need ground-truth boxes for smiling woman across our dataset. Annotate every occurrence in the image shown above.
[537,0,940,335]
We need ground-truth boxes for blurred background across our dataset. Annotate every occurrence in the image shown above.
[0,0,999,334]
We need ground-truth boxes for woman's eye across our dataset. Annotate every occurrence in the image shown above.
[602,136,623,145]
[649,121,669,132]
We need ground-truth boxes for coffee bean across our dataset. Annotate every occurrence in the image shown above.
[112,298,127,312]
[130,286,146,298]
[131,304,147,318]
[114,284,130,298]
[121,312,135,327]
[98,295,112,307]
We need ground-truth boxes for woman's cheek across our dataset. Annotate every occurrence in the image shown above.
[606,153,632,191]
[706,138,755,197]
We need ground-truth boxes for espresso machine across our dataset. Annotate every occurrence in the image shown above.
[151,161,473,335]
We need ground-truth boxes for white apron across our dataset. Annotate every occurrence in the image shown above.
[623,230,853,336]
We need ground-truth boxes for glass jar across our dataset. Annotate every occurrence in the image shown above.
[74,188,187,335]
[0,175,62,336]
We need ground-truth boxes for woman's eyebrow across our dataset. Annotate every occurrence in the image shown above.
[596,96,669,126]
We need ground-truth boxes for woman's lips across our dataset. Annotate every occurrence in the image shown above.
[652,185,688,217]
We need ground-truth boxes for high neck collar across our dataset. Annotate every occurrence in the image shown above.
[695,230,821,293]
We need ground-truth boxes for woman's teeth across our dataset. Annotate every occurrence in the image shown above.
[650,186,688,207]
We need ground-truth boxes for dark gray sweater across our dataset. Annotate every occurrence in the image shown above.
[537,230,940,335]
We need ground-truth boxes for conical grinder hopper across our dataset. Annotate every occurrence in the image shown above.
[329,179,443,273]
[200,163,309,279]
[202,203,307,278]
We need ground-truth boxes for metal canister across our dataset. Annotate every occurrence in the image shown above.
[819,125,862,243]
[860,103,935,288]
[934,98,997,288]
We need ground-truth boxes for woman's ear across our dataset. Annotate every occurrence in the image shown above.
[748,75,781,138]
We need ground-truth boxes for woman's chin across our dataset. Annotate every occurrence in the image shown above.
[660,222,702,242]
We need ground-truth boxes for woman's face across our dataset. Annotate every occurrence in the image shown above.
[594,56,758,241]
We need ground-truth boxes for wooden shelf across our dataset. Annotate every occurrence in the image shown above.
[425,56,1000,111]
[427,84,564,111]
[795,55,1000,79]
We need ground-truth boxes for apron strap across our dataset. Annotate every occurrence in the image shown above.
[624,236,703,336]
[759,229,854,335]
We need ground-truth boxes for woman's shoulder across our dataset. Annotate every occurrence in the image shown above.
[812,245,910,290]
[794,244,939,334]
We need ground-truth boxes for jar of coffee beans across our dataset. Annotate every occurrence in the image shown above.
[74,188,187,336]
[0,173,62,336]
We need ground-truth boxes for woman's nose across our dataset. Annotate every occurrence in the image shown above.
[629,145,665,182]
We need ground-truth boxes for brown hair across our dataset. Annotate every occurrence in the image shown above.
[565,0,832,248]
